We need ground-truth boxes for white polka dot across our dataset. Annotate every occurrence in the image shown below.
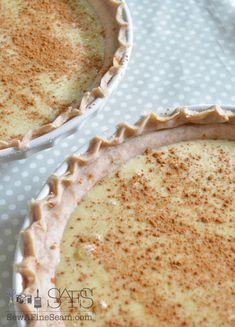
[8,204,16,211]
[71,146,78,152]
[54,150,61,156]
[178,94,185,100]
[21,171,29,178]
[47,159,55,165]
[29,162,37,169]
[39,167,46,174]
[14,180,21,187]
[6,190,13,196]
[24,185,32,192]
[91,121,98,128]
[61,142,69,148]
[17,194,25,201]
[12,167,19,173]
[3,176,10,182]
[0,199,6,206]
[33,176,40,182]
[36,154,43,160]
[1,213,9,221]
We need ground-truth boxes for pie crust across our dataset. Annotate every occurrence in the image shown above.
[0,0,130,150]
[17,106,235,326]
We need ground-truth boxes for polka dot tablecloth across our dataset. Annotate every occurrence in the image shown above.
[1,0,235,325]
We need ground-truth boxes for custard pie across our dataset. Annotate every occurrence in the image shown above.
[0,0,128,149]
[18,107,235,326]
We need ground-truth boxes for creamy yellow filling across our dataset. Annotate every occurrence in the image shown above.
[56,140,235,326]
[0,0,104,141]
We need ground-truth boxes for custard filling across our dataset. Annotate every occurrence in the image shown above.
[56,140,235,326]
[0,0,104,141]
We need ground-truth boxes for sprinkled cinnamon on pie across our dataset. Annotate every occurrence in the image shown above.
[56,140,235,326]
[0,0,104,141]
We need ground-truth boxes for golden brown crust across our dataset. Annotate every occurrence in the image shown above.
[0,0,130,150]
[16,106,235,326]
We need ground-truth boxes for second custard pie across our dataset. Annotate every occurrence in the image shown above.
[0,0,127,149]
[18,107,235,327]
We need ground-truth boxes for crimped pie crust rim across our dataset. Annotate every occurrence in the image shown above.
[16,105,235,325]
[26,105,235,205]
[0,0,130,150]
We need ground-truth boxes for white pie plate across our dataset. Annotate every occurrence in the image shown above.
[0,0,133,163]
[13,104,235,326]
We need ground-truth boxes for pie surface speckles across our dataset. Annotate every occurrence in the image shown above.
[17,107,235,327]
[0,0,104,142]
[56,139,235,326]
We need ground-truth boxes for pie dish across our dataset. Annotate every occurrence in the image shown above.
[16,106,235,326]
[0,0,132,159]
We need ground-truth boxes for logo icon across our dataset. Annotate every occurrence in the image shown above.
[15,294,32,305]
[34,289,42,309]
[6,289,16,307]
